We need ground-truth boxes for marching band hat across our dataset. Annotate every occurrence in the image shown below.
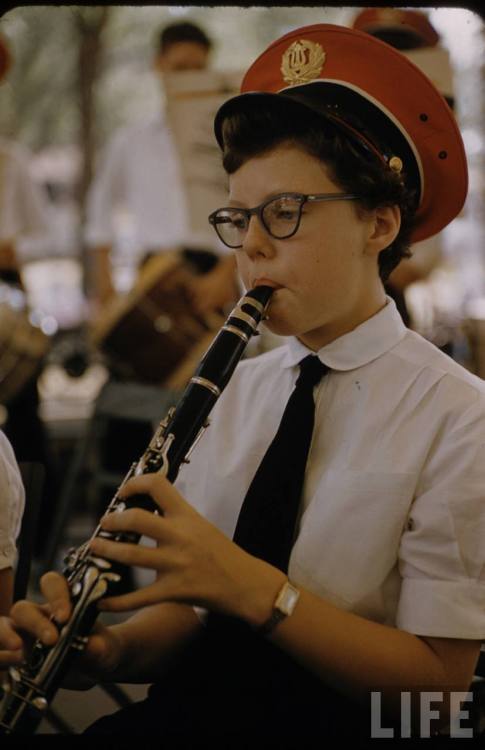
[352,8,440,49]
[214,23,467,242]
[352,9,454,106]
[0,35,11,82]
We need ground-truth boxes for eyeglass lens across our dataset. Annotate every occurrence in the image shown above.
[262,195,303,238]
[213,195,303,247]
[213,208,248,248]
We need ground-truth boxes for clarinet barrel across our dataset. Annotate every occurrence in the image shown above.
[0,285,273,735]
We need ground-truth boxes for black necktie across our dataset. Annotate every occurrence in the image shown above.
[233,355,329,573]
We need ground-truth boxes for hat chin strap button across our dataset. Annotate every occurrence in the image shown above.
[389,155,403,173]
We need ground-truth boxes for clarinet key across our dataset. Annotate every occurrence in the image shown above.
[32,697,48,712]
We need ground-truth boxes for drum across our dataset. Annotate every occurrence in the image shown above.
[0,283,52,404]
[90,252,224,390]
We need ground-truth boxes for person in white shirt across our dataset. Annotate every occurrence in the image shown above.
[0,34,52,283]
[0,431,24,623]
[85,21,237,316]
[1,23,483,740]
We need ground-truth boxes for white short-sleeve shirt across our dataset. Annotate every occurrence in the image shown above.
[84,115,228,261]
[176,298,485,639]
[0,431,25,570]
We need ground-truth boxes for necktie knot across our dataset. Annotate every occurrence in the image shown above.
[296,355,329,390]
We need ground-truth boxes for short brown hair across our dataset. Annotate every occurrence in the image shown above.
[221,102,416,282]
[158,22,212,54]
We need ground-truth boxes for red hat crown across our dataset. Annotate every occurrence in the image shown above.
[215,23,467,242]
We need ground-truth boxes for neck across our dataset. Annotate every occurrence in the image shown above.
[298,291,388,352]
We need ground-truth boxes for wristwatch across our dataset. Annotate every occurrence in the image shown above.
[257,580,301,636]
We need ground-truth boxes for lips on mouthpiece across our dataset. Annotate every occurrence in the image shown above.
[252,279,282,290]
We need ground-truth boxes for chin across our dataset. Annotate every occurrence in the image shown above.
[264,317,299,338]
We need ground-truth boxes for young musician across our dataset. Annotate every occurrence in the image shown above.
[1,24,483,739]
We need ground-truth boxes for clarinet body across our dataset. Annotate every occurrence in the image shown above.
[0,285,274,735]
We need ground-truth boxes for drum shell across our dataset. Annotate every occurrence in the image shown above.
[91,253,223,388]
[0,293,50,403]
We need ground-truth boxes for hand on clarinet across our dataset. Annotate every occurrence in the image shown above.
[89,474,285,628]
[0,572,124,688]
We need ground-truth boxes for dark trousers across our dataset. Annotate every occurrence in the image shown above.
[84,617,370,742]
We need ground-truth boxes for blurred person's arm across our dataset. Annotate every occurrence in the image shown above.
[85,132,128,308]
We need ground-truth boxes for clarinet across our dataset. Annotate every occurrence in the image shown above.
[0,285,274,735]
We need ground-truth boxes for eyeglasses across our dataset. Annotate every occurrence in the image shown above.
[208,191,357,249]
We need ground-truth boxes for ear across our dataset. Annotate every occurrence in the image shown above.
[365,204,401,257]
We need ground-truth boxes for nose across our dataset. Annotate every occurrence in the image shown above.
[241,214,276,260]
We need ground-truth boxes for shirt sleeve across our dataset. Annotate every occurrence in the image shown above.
[84,130,128,248]
[0,431,25,570]
[396,383,485,639]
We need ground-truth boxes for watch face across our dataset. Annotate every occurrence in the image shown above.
[276,582,300,615]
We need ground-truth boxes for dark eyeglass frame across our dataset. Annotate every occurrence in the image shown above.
[208,191,357,249]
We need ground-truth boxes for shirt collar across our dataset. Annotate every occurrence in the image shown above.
[283,297,407,372]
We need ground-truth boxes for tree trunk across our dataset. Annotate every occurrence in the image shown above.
[73,7,111,292]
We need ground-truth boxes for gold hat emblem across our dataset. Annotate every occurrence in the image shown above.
[281,39,326,86]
